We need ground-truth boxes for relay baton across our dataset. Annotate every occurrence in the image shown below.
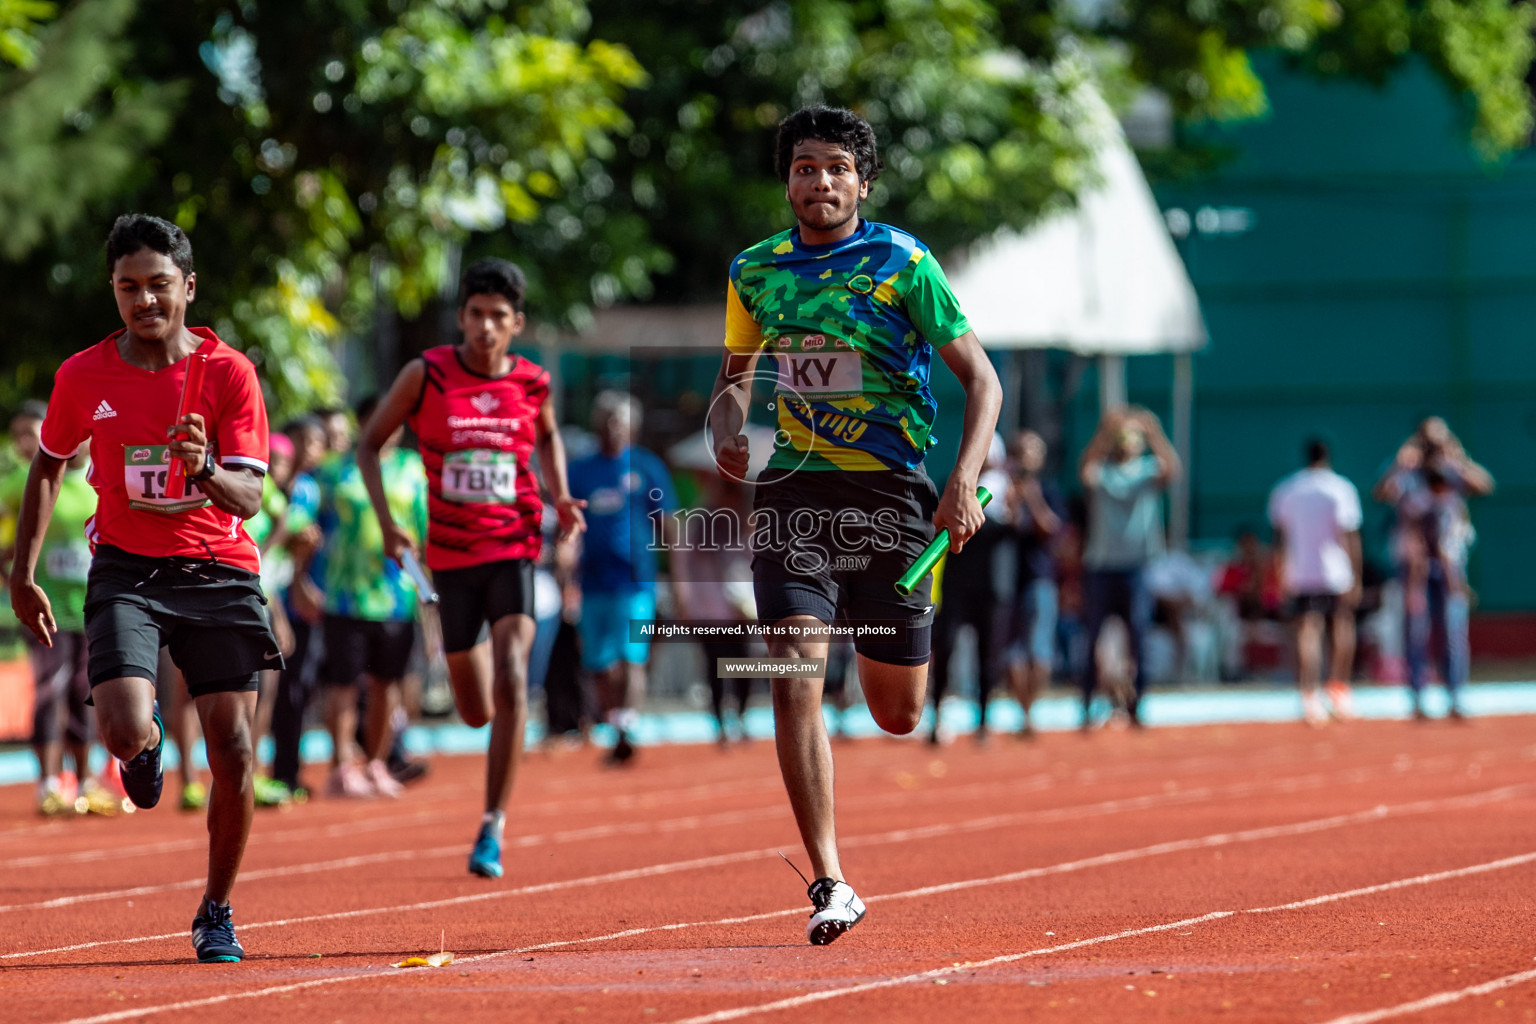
[164,352,208,500]
[894,485,993,596]
[399,548,440,605]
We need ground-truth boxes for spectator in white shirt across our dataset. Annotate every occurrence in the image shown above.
[1267,439,1363,726]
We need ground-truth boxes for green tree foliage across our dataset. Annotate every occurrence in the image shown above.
[0,0,651,419]
[1113,0,1535,157]
[0,0,1530,415]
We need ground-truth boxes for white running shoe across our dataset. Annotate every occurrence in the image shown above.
[366,759,404,798]
[806,878,866,945]
[1301,692,1329,728]
[326,762,375,799]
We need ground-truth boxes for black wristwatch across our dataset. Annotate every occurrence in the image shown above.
[189,452,217,483]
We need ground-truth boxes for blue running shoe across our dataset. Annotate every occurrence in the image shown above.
[120,704,165,811]
[468,822,503,879]
[191,898,245,963]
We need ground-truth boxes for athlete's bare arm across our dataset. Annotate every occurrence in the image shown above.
[535,401,587,541]
[935,331,1001,553]
[8,452,68,645]
[358,359,427,564]
[1131,407,1181,485]
[167,412,263,519]
[708,350,760,478]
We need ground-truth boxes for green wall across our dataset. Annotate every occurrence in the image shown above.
[1151,55,1536,611]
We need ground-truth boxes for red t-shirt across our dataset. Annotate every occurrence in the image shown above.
[407,346,547,571]
[39,328,269,573]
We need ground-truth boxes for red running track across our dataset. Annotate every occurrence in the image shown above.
[2,717,1535,1023]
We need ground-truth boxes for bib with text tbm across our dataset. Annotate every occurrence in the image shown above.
[441,449,519,505]
[122,444,209,513]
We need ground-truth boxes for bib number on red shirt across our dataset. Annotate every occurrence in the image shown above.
[123,444,209,513]
[442,449,519,505]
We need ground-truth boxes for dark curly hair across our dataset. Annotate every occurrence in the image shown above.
[105,214,194,277]
[458,257,527,312]
[774,106,882,184]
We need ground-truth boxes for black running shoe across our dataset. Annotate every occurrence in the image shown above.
[191,899,245,963]
[806,877,866,946]
[120,704,165,810]
[388,757,430,786]
[606,732,636,766]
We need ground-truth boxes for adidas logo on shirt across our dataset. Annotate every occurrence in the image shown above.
[92,400,118,421]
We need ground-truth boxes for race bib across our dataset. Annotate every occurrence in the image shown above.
[442,449,519,504]
[775,351,862,401]
[45,542,92,583]
[122,444,209,513]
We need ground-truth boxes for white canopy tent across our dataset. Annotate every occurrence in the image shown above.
[944,90,1207,544]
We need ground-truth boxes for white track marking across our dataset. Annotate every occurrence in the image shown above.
[46,841,1536,1024]
[0,760,1483,916]
[663,846,1536,1024]
[1315,968,1536,1024]
[7,780,1525,955]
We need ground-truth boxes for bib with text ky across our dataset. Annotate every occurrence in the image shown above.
[773,335,862,402]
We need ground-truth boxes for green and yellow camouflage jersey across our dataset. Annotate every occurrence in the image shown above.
[725,220,972,472]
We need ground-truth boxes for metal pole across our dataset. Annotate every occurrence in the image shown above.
[1098,353,1126,412]
[1170,350,1193,550]
[540,337,564,422]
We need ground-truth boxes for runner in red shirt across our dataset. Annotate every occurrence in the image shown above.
[358,258,584,879]
[8,215,279,964]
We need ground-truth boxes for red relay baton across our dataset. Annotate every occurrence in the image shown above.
[165,353,208,500]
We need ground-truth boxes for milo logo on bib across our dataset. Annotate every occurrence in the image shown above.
[443,449,519,504]
[122,444,208,513]
[774,334,862,401]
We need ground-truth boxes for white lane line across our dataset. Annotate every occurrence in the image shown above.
[0,759,1418,916]
[1315,968,1536,1024]
[0,769,1065,874]
[663,849,1536,1024]
[8,779,1525,956]
[47,841,1536,1024]
[0,803,790,915]
[0,737,1500,866]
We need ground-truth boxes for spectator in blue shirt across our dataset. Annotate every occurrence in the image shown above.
[567,391,675,763]
[1077,407,1179,729]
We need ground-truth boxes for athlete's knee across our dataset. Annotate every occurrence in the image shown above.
[868,699,922,736]
[204,725,254,779]
[99,716,155,761]
[492,670,528,716]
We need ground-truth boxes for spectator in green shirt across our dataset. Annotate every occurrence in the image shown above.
[1,439,114,815]
[313,395,429,798]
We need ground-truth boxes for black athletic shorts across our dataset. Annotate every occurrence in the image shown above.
[751,465,938,666]
[84,545,279,698]
[434,557,535,654]
[321,615,417,685]
[1289,592,1342,619]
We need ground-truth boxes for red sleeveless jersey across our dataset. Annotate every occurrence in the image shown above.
[408,346,548,571]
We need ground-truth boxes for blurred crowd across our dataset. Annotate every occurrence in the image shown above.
[0,391,1495,816]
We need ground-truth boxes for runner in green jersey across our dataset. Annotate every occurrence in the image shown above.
[709,106,1001,945]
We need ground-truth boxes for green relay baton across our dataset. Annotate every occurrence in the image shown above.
[894,485,993,596]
